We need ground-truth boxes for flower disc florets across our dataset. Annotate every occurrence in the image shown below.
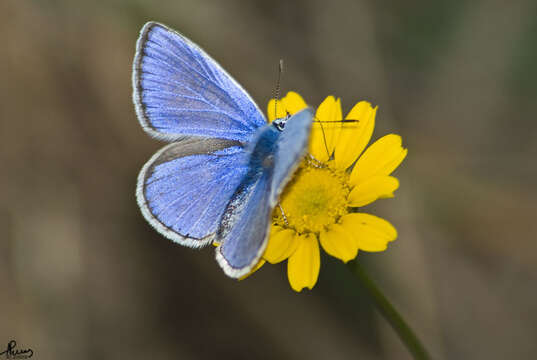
[274,161,350,234]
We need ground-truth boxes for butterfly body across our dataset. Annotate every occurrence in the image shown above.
[133,21,313,278]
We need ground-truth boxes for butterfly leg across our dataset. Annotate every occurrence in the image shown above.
[307,154,325,168]
[278,204,289,226]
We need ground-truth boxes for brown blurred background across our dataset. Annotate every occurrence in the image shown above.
[1,0,536,359]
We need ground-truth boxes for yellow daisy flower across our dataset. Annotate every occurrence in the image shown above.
[247,91,407,292]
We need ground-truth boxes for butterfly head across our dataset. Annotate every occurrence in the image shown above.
[272,117,287,131]
[272,110,293,132]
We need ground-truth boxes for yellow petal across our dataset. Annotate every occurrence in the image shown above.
[239,259,266,280]
[283,91,308,115]
[267,91,307,122]
[348,176,399,207]
[319,224,359,263]
[267,98,286,122]
[340,213,397,252]
[267,99,276,122]
[349,134,407,186]
[270,224,284,234]
[309,96,342,162]
[287,233,320,292]
[263,229,299,264]
[334,102,376,170]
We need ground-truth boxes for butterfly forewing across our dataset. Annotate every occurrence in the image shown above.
[133,22,266,142]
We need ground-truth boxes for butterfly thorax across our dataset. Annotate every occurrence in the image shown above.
[247,124,279,171]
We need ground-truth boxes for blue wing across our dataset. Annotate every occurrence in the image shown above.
[215,108,314,277]
[132,22,266,142]
[136,138,249,247]
[216,170,274,277]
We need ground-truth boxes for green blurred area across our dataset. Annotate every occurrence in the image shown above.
[1,0,536,359]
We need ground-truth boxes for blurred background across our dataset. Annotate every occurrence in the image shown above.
[1,0,536,359]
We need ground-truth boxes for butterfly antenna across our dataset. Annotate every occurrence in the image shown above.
[274,59,284,119]
[314,119,360,123]
[314,116,331,158]
[312,116,361,158]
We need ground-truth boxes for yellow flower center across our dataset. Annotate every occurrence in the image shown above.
[273,160,350,234]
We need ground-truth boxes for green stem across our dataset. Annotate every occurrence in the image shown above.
[347,260,431,360]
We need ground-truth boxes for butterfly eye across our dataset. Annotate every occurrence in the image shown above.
[273,119,286,131]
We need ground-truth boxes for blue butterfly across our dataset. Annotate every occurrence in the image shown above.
[133,22,313,278]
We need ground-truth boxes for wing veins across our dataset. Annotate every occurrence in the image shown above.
[142,92,217,109]
[145,107,248,127]
[147,34,216,81]
[143,41,245,119]
[141,76,249,129]
[151,168,236,214]
[163,171,236,227]
[186,183,231,236]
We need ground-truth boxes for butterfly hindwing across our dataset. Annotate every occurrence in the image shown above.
[215,169,274,277]
[137,138,249,247]
[215,108,314,277]
[133,22,266,142]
